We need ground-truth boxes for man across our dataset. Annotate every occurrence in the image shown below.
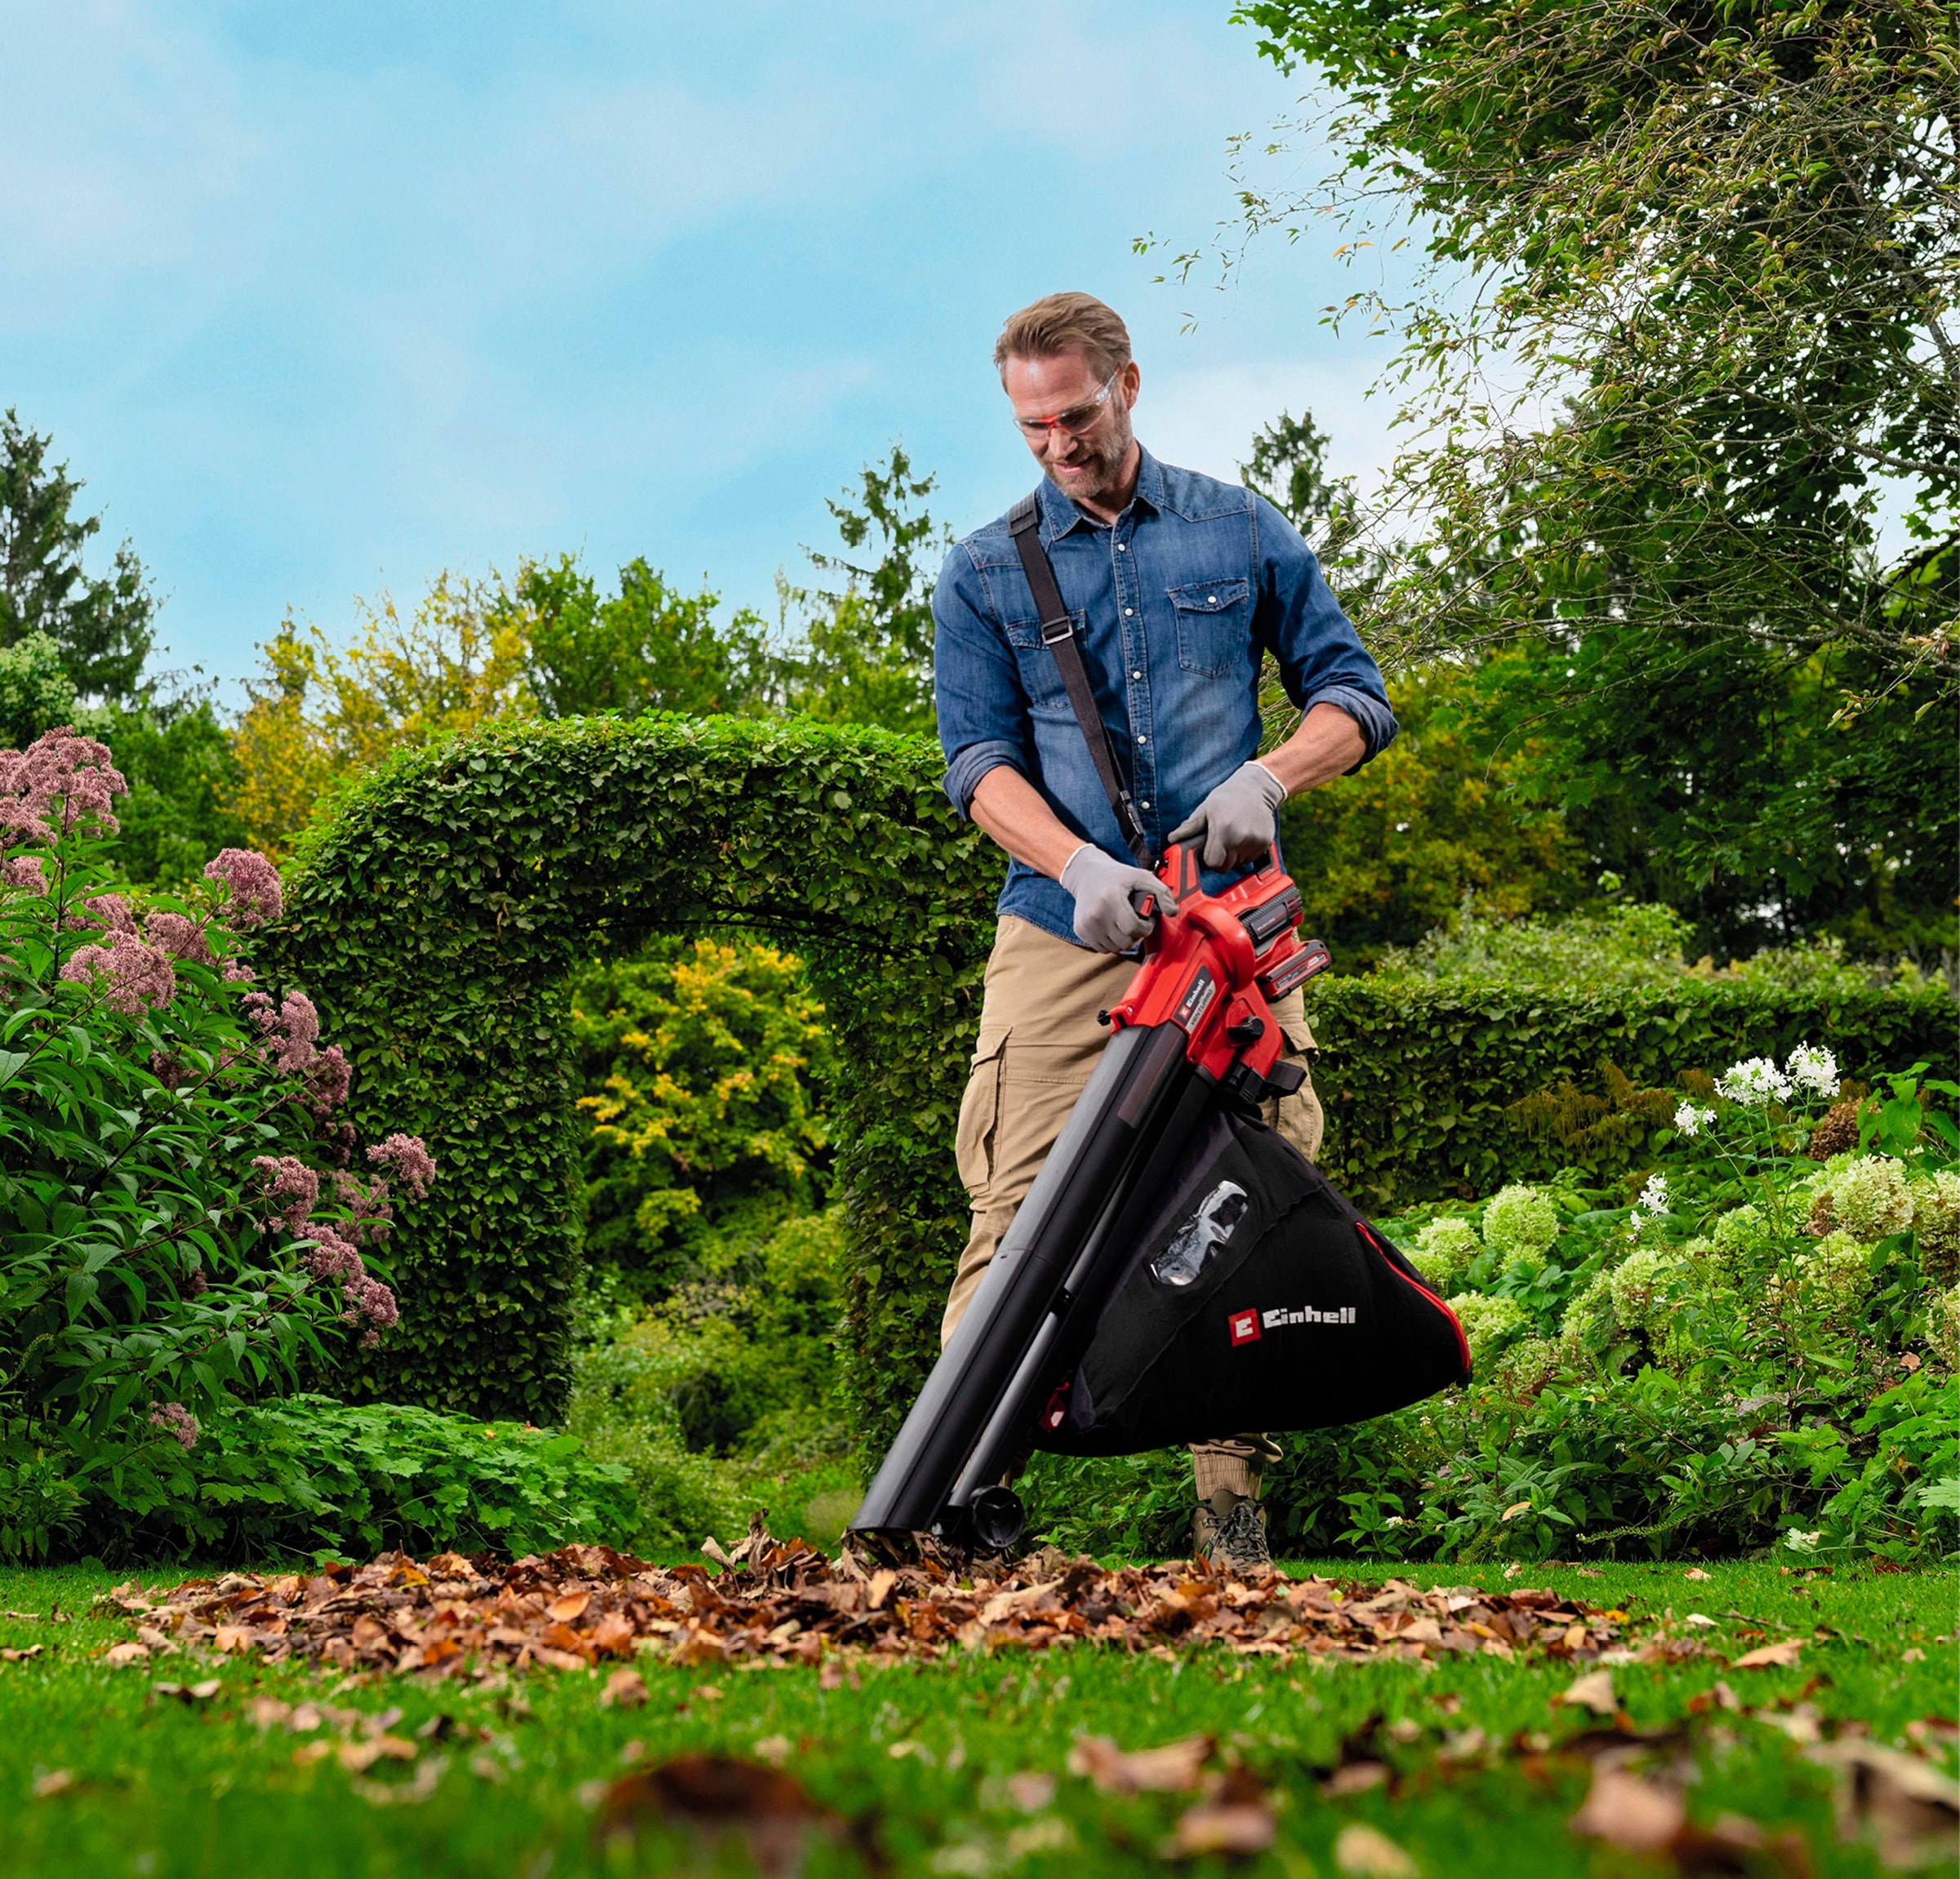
[931,292,1396,1573]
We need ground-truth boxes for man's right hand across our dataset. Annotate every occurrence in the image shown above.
[1060,844,1163,953]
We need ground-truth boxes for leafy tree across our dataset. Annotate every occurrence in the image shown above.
[86,687,248,888]
[1279,658,1588,968]
[0,632,77,749]
[225,573,530,858]
[568,933,836,1298]
[1198,0,1958,957]
[777,444,947,737]
[0,411,155,701]
[514,556,777,720]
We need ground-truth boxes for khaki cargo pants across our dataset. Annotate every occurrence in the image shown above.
[943,914,1325,1503]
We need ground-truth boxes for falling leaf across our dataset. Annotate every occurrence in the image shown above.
[1007,1771,1056,1811]
[1334,1823,1419,1876]
[866,1569,899,1611]
[1557,1669,1619,1717]
[1809,1740,1960,1871]
[1067,1734,1214,1794]
[1165,1801,1276,1859]
[599,1668,648,1708]
[595,1756,841,1879]
[1734,1640,1803,1669]
[1569,1767,1686,1853]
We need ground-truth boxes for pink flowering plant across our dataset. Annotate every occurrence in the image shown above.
[0,728,434,1547]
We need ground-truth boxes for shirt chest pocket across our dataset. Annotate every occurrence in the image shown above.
[1004,612,1086,710]
[1167,578,1251,679]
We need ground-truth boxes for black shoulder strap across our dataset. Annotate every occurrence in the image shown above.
[1006,492,1156,869]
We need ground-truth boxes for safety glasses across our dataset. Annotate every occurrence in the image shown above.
[1012,368,1120,439]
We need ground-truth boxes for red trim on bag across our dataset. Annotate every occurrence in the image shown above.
[1355,1220,1472,1378]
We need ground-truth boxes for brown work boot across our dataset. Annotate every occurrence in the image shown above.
[1193,1488,1271,1576]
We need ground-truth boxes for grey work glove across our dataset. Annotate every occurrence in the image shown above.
[1060,844,1163,954]
[1166,761,1286,870]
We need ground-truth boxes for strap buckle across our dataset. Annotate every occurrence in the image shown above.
[1039,616,1074,647]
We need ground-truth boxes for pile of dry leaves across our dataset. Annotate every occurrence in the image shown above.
[100,1517,1643,1681]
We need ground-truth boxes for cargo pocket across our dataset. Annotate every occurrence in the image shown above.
[956,1028,1011,1197]
[1267,1013,1324,1164]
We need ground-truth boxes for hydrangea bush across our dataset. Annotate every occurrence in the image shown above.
[1029,1045,1960,1566]
[0,728,435,1558]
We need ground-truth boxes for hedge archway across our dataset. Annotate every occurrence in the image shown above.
[269,715,998,1423]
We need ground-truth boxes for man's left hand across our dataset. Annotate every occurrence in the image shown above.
[1166,761,1287,870]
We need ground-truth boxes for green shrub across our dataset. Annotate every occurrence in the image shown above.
[33,1396,635,1564]
[2,727,434,1558]
[569,933,836,1296]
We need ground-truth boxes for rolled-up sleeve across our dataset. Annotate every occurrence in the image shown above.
[933,544,1034,818]
[1251,494,1397,763]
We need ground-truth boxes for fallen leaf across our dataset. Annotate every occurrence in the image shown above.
[1067,1734,1214,1794]
[600,1668,648,1708]
[1501,1501,1532,1521]
[1808,1740,1960,1871]
[1165,1801,1276,1859]
[866,1569,899,1611]
[31,1770,75,1798]
[1684,1569,1712,1582]
[1901,1648,1926,1663]
[697,1683,724,1703]
[1735,1640,1803,1669]
[102,1642,149,1668]
[752,1734,792,1769]
[1334,1822,1419,1876]
[1006,1771,1056,1811]
[1324,1761,1388,1797]
[1682,1614,1718,1629]
[152,1679,222,1703]
[338,1736,417,1773]
[1569,1766,1686,1853]
[1557,1669,1619,1717]
[595,1756,841,1877]
[546,1592,591,1624]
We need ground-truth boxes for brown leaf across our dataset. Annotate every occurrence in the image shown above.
[1067,1734,1214,1794]
[1334,1823,1419,1876]
[599,1668,648,1709]
[1557,1668,1619,1716]
[546,1592,590,1623]
[1684,1568,1712,1582]
[338,1736,417,1773]
[102,1642,149,1668]
[32,1770,76,1799]
[595,1757,840,1878]
[1324,1761,1388,1797]
[866,1569,899,1611]
[588,1612,637,1659]
[1006,1771,1056,1811]
[1570,1767,1685,1853]
[1734,1640,1803,1669]
[1165,1801,1276,1859]
[1808,1740,1959,1871]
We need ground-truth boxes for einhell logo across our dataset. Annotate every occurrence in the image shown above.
[1230,1303,1356,1345]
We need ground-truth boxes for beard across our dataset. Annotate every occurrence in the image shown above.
[1045,407,1137,512]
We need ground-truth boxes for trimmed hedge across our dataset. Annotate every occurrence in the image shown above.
[268,715,996,1426]
[1303,977,1958,1210]
[270,712,1956,1441]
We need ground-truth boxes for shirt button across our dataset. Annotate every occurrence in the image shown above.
[1131,670,1142,679]
[1136,734,1147,745]
[1124,607,1134,617]
[1117,544,1128,552]
[1207,594,1218,604]
[1140,799,1151,809]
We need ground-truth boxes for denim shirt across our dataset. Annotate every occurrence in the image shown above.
[933,447,1397,948]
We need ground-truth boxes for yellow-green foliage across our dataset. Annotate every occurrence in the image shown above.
[570,933,835,1289]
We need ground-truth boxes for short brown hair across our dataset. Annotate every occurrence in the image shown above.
[993,292,1132,380]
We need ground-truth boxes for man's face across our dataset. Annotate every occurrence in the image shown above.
[1002,350,1141,513]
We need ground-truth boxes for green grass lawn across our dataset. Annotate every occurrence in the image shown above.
[0,1556,1951,1877]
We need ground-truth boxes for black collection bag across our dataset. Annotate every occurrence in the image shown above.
[1035,1108,1471,1456]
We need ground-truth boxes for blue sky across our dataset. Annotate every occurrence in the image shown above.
[1,1,1403,692]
